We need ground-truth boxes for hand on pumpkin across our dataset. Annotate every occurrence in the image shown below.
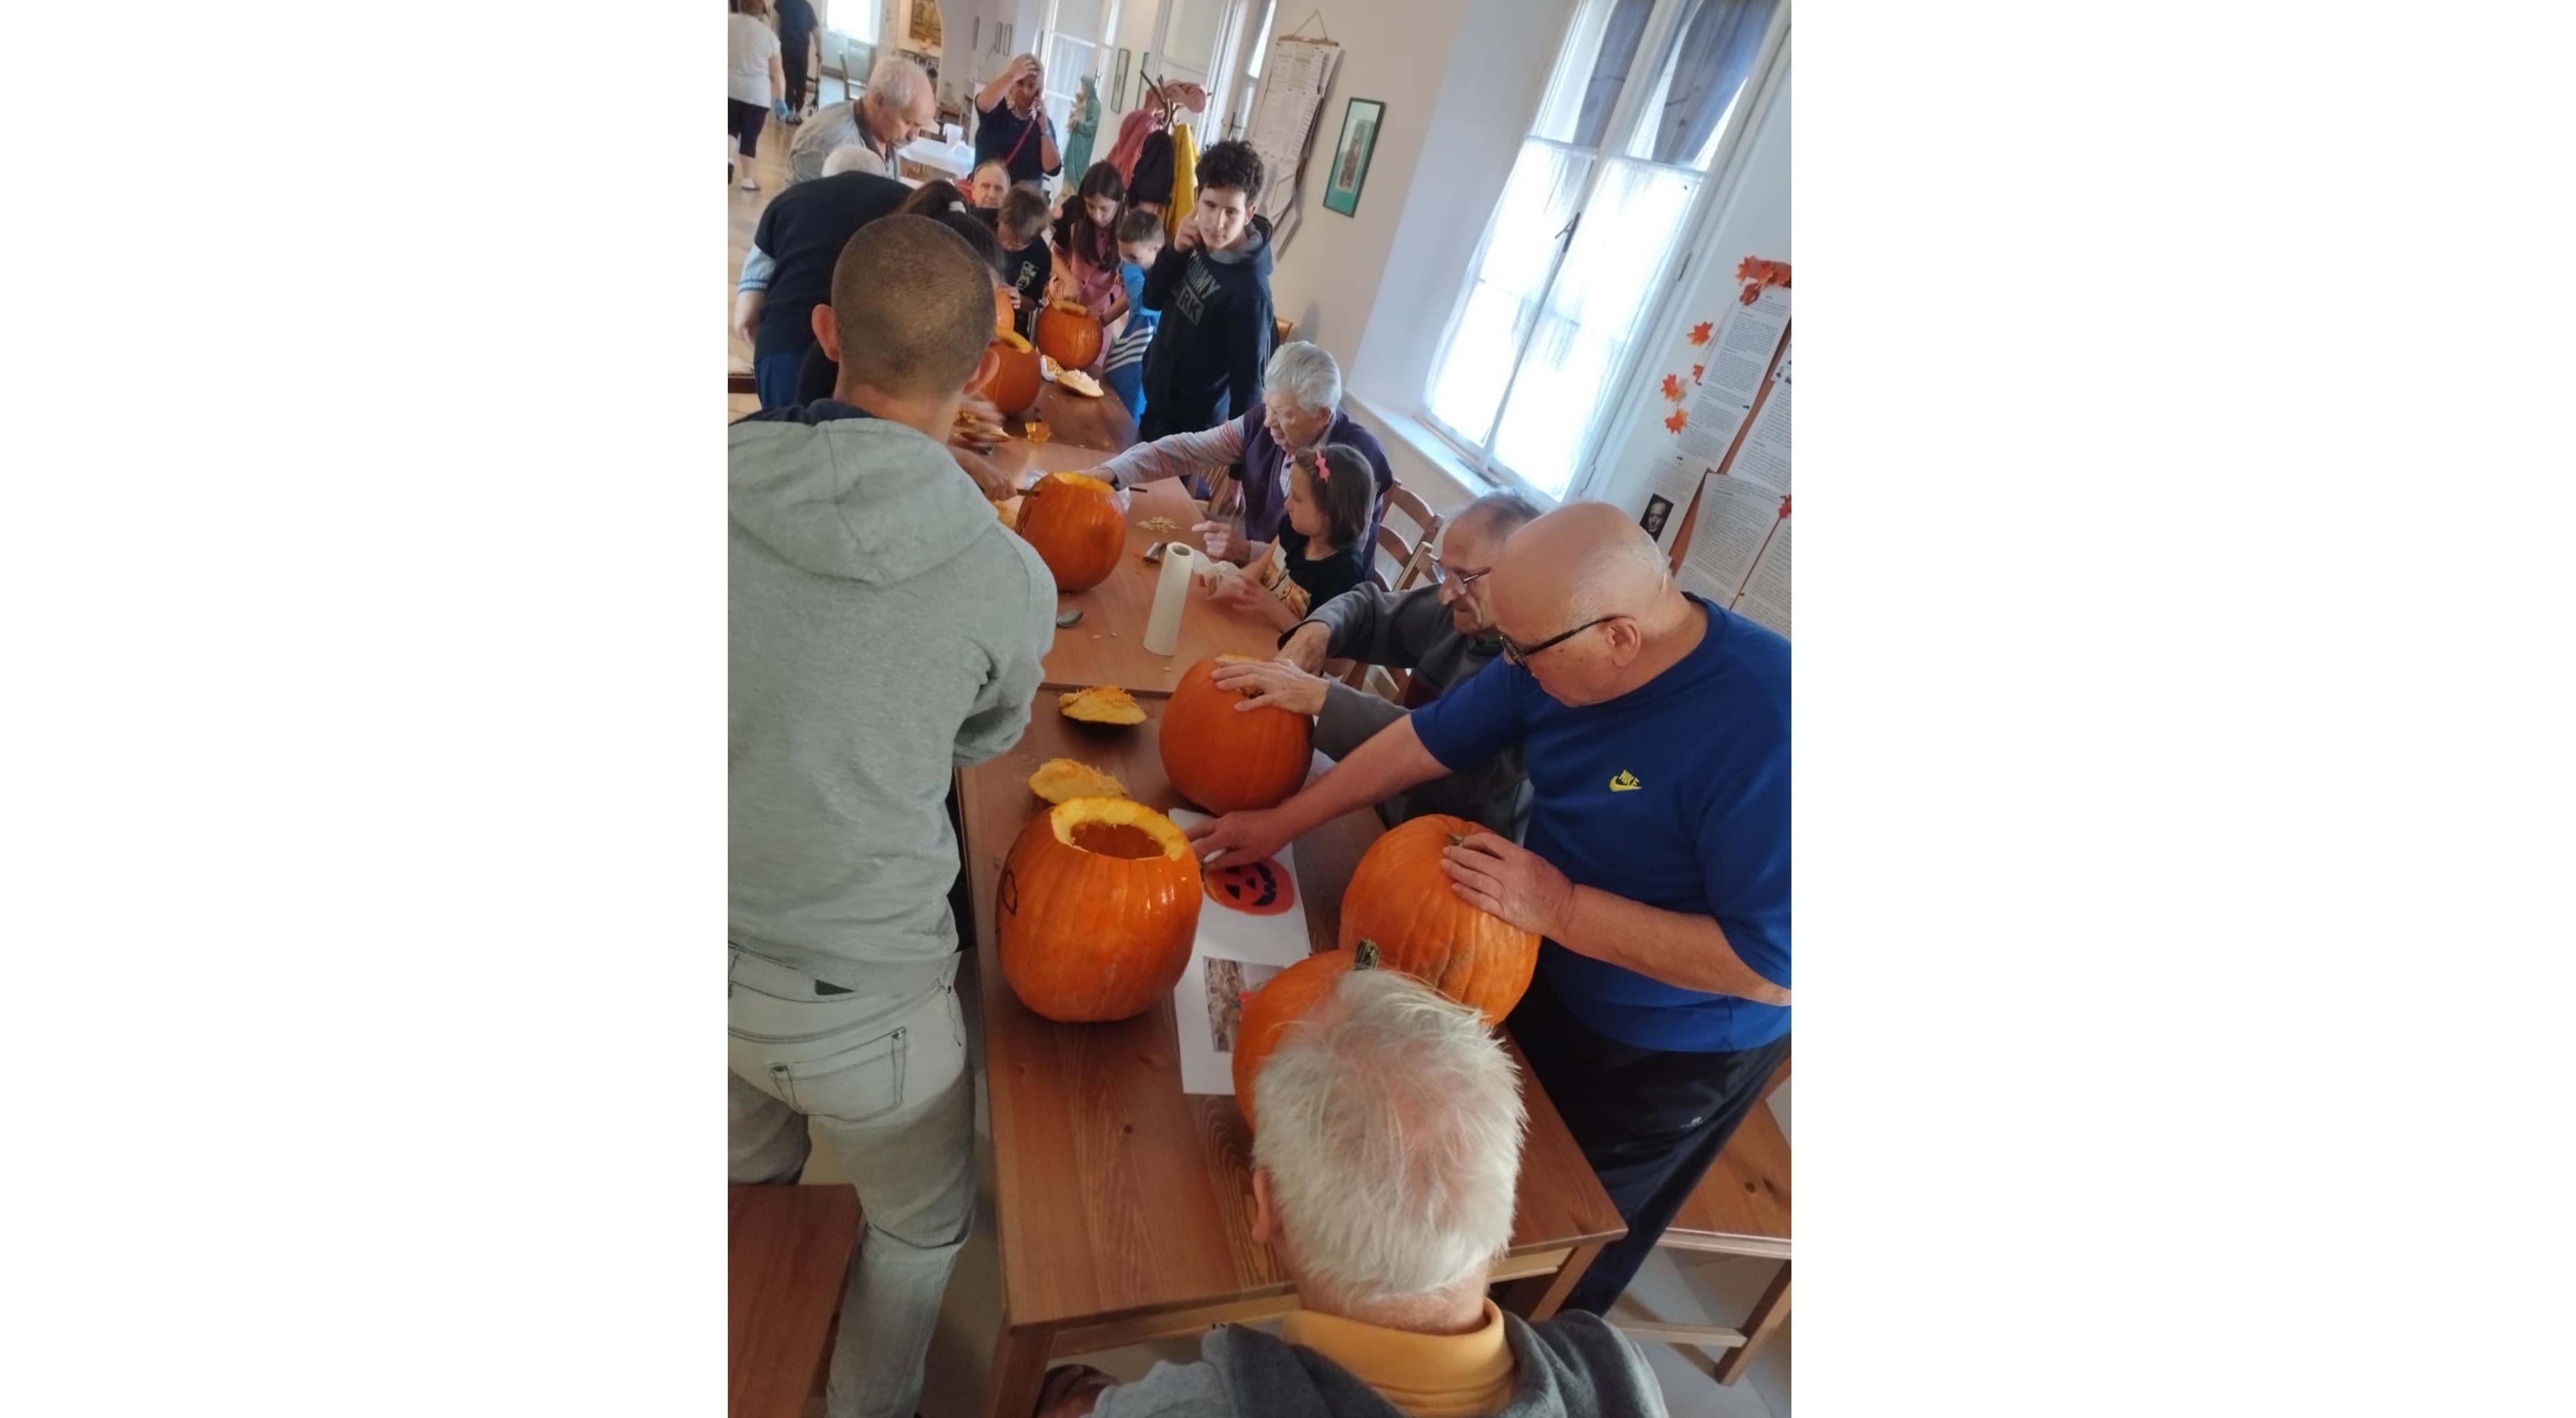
[1441,832,1575,940]
[1185,809,1291,872]
[1277,622,1331,674]
[951,395,1009,451]
[948,445,1021,501]
[1213,658,1329,717]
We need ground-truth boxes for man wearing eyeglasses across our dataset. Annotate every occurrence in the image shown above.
[1208,492,1541,840]
[1189,501,1789,1318]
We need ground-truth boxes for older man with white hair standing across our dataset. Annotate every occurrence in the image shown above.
[788,56,936,184]
[1035,971,1667,1417]
[1088,341,1397,563]
[1190,503,1792,1324]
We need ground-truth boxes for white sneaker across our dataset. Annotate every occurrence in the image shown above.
[738,174,760,191]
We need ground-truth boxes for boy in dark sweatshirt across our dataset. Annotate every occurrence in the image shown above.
[995,183,1055,341]
[1137,140,1275,442]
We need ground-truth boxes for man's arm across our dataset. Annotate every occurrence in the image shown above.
[951,555,1057,766]
[1186,717,1449,869]
[1440,836,1791,1005]
[976,57,1027,114]
[1283,584,1440,672]
[1093,420,1243,492]
[1140,241,1192,312]
[1039,112,1062,175]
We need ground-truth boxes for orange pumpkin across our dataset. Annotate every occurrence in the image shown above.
[1160,655,1314,814]
[993,285,1016,338]
[1232,941,1379,1131]
[1035,298,1104,370]
[1014,472,1126,592]
[998,798,1203,1023]
[984,330,1044,416]
[1336,814,1540,1027]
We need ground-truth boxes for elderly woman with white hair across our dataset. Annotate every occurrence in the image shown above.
[787,56,937,184]
[1033,971,1667,1417]
[1090,341,1397,565]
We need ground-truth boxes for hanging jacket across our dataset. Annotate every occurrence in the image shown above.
[1163,122,1200,243]
[1107,105,1157,183]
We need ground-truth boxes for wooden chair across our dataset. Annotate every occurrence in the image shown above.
[728,1185,861,1418]
[1344,481,1443,693]
[1274,316,1296,349]
[1616,1054,1790,1385]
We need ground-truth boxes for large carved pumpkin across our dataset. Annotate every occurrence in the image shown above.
[1337,814,1540,1027]
[1161,656,1314,814]
[998,797,1203,1023]
[985,330,1044,416]
[1014,472,1126,592]
[1034,298,1104,370]
[1232,941,1379,1132]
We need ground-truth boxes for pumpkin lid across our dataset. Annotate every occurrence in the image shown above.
[994,330,1035,354]
[1043,472,1115,496]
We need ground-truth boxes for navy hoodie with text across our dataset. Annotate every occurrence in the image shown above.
[1138,214,1276,429]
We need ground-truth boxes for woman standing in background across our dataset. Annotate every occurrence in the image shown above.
[726,0,785,191]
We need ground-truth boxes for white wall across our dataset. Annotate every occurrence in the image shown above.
[1582,57,1791,518]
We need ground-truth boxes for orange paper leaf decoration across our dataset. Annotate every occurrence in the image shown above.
[1778,496,1791,518]
[1661,374,1685,402]
[1739,282,1762,305]
[1664,409,1688,434]
[1692,364,1704,384]
[1688,321,1714,346]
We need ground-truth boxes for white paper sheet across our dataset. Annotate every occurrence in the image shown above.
[1676,472,1782,607]
[1244,38,1341,256]
[1637,450,1705,551]
[1167,807,1320,1096]
[1732,514,1790,637]
[1729,343,1791,494]
[1677,287,1791,465]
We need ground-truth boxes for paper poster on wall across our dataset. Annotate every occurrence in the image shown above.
[1676,287,1790,464]
[1243,37,1341,257]
[1166,807,1318,1095]
[1732,514,1789,637]
[1730,343,1790,494]
[1676,472,1781,607]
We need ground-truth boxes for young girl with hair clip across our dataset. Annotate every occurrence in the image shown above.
[1206,444,1377,631]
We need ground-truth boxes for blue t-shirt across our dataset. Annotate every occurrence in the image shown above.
[1410,596,1789,1052]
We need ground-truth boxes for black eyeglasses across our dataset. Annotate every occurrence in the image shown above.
[1499,617,1616,667]
[1426,558,1492,591]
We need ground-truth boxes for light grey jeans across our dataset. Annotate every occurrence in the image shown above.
[728,946,974,1418]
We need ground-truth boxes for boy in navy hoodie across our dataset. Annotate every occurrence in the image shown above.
[1137,141,1275,442]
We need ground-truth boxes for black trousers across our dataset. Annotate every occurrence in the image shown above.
[780,36,811,111]
[727,99,767,158]
[1508,978,1790,1316]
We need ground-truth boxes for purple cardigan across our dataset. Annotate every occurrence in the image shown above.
[1101,409,1397,549]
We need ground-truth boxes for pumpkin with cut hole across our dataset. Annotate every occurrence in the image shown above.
[1035,298,1104,371]
[997,798,1202,1022]
[1232,941,1378,1132]
[1337,814,1540,1027]
[984,330,1044,416]
[1014,472,1126,593]
[1161,655,1313,814]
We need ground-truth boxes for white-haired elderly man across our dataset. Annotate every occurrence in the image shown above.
[789,57,937,184]
[1089,341,1397,564]
[1036,971,1667,1418]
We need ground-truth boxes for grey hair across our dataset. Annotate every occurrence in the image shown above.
[1451,491,1542,540]
[819,144,882,177]
[1567,508,1674,622]
[1251,971,1527,1307]
[1262,341,1343,419]
[866,57,931,113]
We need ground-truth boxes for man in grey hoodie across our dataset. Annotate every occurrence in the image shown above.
[1210,492,1542,840]
[728,215,1058,1418]
[1035,971,1667,1418]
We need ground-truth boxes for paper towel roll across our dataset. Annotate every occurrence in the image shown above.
[1142,544,1195,655]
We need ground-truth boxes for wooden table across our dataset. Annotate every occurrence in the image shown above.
[1021,379,1137,454]
[1001,464,1291,695]
[956,706,1625,1418]
[728,1185,859,1418]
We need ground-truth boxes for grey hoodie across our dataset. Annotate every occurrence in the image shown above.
[729,401,1058,991]
[1088,1310,1667,1418]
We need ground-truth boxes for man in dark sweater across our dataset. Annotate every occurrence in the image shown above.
[1035,972,1667,1418]
[1138,140,1275,442]
[1213,492,1544,841]
[773,0,819,117]
[732,167,911,408]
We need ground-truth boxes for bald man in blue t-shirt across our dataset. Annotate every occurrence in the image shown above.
[1189,501,1790,1316]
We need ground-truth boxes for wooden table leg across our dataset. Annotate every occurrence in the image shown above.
[1711,1261,1789,1385]
[1496,1239,1605,1322]
[979,1319,1055,1418]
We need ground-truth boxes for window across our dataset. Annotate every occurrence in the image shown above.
[1040,0,1118,136]
[819,0,876,45]
[1422,0,1785,501]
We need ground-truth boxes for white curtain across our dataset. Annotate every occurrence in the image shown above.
[1491,159,1701,496]
[1426,141,1593,450]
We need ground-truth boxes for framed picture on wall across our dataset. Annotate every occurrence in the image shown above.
[1112,49,1132,109]
[1323,98,1384,217]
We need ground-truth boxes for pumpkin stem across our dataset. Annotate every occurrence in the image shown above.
[1352,940,1379,970]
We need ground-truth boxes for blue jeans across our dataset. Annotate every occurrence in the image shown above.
[754,348,808,410]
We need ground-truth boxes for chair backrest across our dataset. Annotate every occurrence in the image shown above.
[1369,478,1441,591]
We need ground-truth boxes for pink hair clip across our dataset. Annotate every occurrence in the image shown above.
[1311,450,1330,482]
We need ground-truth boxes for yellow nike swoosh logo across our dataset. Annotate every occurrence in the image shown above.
[1609,771,1642,793]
